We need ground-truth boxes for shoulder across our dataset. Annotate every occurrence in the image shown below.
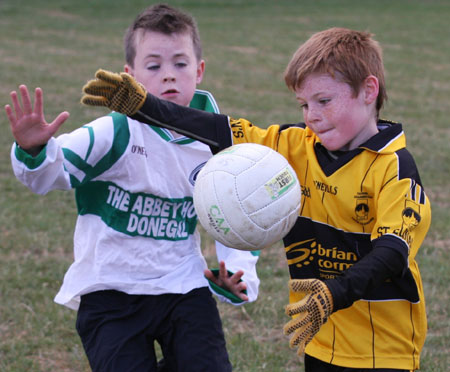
[394,148,423,185]
[279,122,307,132]
[190,89,220,114]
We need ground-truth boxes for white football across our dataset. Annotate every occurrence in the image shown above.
[193,143,301,251]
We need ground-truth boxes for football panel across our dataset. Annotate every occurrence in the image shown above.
[194,171,261,250]
[203,150,256,177]
[234,150,287,198]
[213,172,267,249]
[246,173,301,229]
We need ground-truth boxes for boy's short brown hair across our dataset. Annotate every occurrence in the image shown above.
[284,27,387,113]
[124,3,202,67]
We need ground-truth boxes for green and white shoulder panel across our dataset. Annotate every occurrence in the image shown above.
[64,112,130,187]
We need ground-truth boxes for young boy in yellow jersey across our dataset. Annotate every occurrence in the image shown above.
[80,27,431,371]
[5,4,261,371]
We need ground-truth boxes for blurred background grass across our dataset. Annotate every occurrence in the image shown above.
[0,0,449,370]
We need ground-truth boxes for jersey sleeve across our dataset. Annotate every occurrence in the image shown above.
[372,152,431,262]
[207,242,260,305]
[228,117,282,149]
[11,138,72,194]
[11,114,129,194]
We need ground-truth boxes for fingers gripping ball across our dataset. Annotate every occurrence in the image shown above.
[81,69,147,116]
[283,279,333,355]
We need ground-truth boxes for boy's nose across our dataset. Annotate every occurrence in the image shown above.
[305,106,321,124]
[162,67,176,82]
[305,110,318,124]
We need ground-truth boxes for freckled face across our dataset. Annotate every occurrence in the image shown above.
[295,73,378,151]
[125,30,204,107]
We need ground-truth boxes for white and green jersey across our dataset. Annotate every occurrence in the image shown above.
[11,90,259,310]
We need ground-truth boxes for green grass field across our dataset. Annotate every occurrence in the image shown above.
[1,0,449,370]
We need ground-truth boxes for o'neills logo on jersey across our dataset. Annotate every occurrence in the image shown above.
[313,180,338,195]
[285,238,358,280]
[131,145,148,157]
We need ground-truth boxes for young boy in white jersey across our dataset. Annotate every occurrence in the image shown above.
[80,28,431,371]
[5,4,260,371]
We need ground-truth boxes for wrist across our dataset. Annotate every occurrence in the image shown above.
[206,269,247,304]
[321,282,334,317]
[14,142,47,169]
[17,143,45,157]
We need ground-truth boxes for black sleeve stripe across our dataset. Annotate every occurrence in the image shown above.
[396,148,423,187]
[411,180,417,197]
[408,179,427,205]
[420,187,426,204]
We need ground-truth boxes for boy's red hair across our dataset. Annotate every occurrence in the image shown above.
[284,27,387,113]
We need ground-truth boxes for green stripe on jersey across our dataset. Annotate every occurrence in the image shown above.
[66,112,130,187]
[75,180,198,240]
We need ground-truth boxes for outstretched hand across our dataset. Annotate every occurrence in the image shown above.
[5,85,69,156]
[205,261,249,302]
[81,69,147,116]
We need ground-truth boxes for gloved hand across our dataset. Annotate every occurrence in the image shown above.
[283,279,333,355]
[81,69,147,116]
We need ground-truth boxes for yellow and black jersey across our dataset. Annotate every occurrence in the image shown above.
[228,118,430,370]
[134,94,431,370]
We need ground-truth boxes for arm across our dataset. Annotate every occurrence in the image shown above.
[324,241,406,311]
[7,85,127,194]
[134,93,232,152]
[81,69,233,152]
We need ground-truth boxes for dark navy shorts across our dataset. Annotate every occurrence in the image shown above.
[305,354,409,372]
[76,287,232,372]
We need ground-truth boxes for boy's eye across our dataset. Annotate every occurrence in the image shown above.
[319,98,330,105]
[175,61,187,68]
[146,64,160,71]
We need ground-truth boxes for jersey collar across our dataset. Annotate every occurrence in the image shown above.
[314,120,406,176]
[358,120,405,154]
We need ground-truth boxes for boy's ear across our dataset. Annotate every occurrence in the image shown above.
[363,75,379,105]
[124,64,134,76]
[196,60,205,84]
